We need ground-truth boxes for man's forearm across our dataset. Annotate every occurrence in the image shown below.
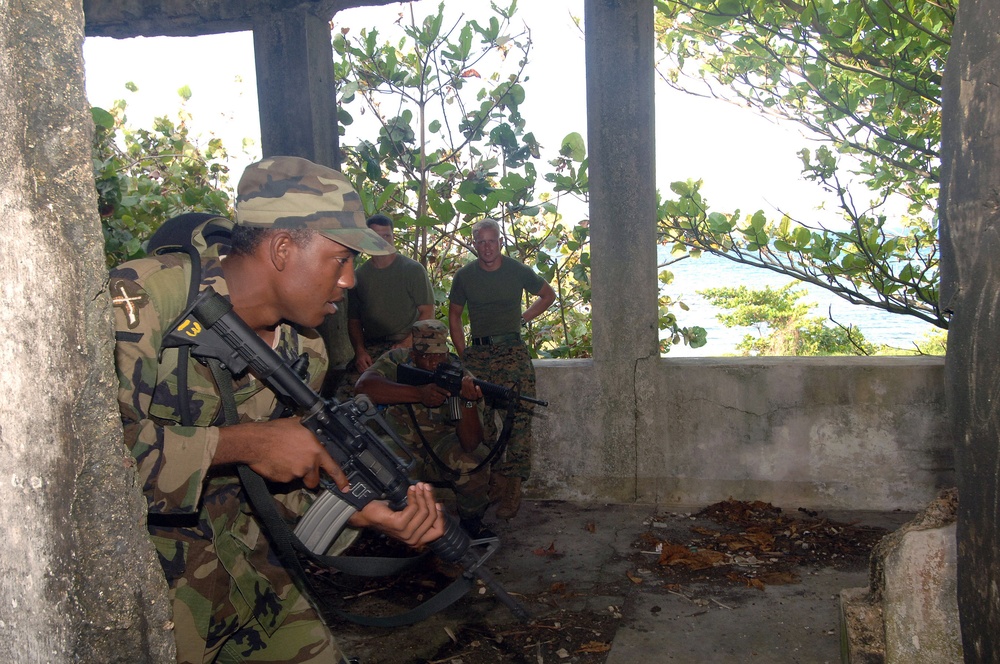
[348,319,367,353]
[455,404,484,452]
[356,372,425,405]
[448,303,466,355]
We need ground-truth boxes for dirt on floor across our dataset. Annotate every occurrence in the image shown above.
[304,499,894,664]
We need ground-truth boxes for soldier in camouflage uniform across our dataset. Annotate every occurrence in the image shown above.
[448,218,556,520]
[355,320,496,538]
[111,156,446,664]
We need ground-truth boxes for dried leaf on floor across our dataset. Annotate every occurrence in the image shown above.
[576,641,612,653]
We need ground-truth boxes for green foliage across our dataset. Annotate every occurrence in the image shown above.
[654,0,951,330]
[93,86,234,267]
[333,2,702,358]
[657,264,708,353]
[700,284,876,356]
[660,179,943,328]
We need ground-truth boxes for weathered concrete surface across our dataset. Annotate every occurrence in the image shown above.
[840,490,961,663]
[883,523,961,662]
[584,0,658,502]
[531,356,951,512]
[82,0,396,37]
[0,1,173,661]
[338,500,913,664]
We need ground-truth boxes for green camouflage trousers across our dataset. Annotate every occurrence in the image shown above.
[383,405,492,520]
[212,592,345,664]
[167,559,345,664]
[460,340,536,480]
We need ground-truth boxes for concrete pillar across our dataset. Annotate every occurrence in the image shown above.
[584,0,657,500]
[939,0,1000,658]
[252,8,353,368]
[252,8,340,168]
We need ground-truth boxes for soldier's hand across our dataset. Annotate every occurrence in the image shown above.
[354,351,374,372]
[214,418,349,491]
[418,383,450,408]
[350,483,445,546]
[458,375,483,402]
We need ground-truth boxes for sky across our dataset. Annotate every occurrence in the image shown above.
[81,0,831,227]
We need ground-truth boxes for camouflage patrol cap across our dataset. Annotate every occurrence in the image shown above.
[235,156,393,255]
[411,320,450,354]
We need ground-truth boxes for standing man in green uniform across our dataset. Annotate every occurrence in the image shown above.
[348,214,435,372]
[356,320,496,538]
[448,218,556,520]
[111,156,445,664]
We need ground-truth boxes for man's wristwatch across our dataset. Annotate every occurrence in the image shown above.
[463,399,477,409]
[520,316,528,328]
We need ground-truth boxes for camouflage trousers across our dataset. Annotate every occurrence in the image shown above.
[461,340,536,480]
[408,430,491,520]
[172,573,345,664]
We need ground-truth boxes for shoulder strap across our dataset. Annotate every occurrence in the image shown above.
[151,214,231,425]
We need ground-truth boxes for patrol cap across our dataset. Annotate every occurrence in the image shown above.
[411,320,450,354]
[235,156,393,255]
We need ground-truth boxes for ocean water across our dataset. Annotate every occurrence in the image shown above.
[660,253,941,357]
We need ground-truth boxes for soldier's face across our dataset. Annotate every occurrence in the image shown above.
[413,350,448,371]
[278,234,356,328]
[473,227,501,268]
[369,223,394,246]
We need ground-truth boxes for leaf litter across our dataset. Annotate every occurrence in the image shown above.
[306,499,891,663]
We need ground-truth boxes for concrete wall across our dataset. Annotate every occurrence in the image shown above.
[529,356,952,512]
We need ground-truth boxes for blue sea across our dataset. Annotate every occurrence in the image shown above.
[660,252,941,357]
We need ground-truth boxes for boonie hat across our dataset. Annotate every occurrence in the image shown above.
[411,320,450,354]
[235,156,393,255]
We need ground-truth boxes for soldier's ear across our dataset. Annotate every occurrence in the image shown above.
[268,231,295,271]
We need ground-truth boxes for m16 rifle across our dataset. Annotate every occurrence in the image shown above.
[164,287,530,623]
[396,362,548,408]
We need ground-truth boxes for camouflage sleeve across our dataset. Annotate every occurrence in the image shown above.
[368,349,402,382]
[111,270,218,515]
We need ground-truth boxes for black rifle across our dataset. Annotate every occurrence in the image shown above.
[164,287,530,622]
[396,362,548,407]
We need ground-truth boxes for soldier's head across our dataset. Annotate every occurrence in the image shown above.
[410,319,450,371]
[471,217,502,268]
[366,213,395,247]
[232,156,394,327]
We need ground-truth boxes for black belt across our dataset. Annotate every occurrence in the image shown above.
[471,333,521,346]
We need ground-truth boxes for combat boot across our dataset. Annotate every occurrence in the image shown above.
[495,476,522,520]
[488,473,507,505]
[460,516,497,540]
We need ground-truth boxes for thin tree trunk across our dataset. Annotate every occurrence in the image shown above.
[940,0,1000,659]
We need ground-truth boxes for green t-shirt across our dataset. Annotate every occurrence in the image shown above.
[348,254,434,340]
[449,256,545,337]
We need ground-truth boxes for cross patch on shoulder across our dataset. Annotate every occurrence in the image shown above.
[110,278,148,329]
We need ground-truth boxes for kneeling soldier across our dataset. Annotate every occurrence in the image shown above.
[356,320,496,538]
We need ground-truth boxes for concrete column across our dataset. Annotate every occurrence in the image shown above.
[253,8,354,367]
[939,0,1000,658]
[252,8,340,167]
[584,0,657,500]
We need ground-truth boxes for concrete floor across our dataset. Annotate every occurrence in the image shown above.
[334,500,913,664]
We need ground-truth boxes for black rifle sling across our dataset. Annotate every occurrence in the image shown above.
[205,351,474,627]
[403,398,515,478]
[175,246,203,426]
